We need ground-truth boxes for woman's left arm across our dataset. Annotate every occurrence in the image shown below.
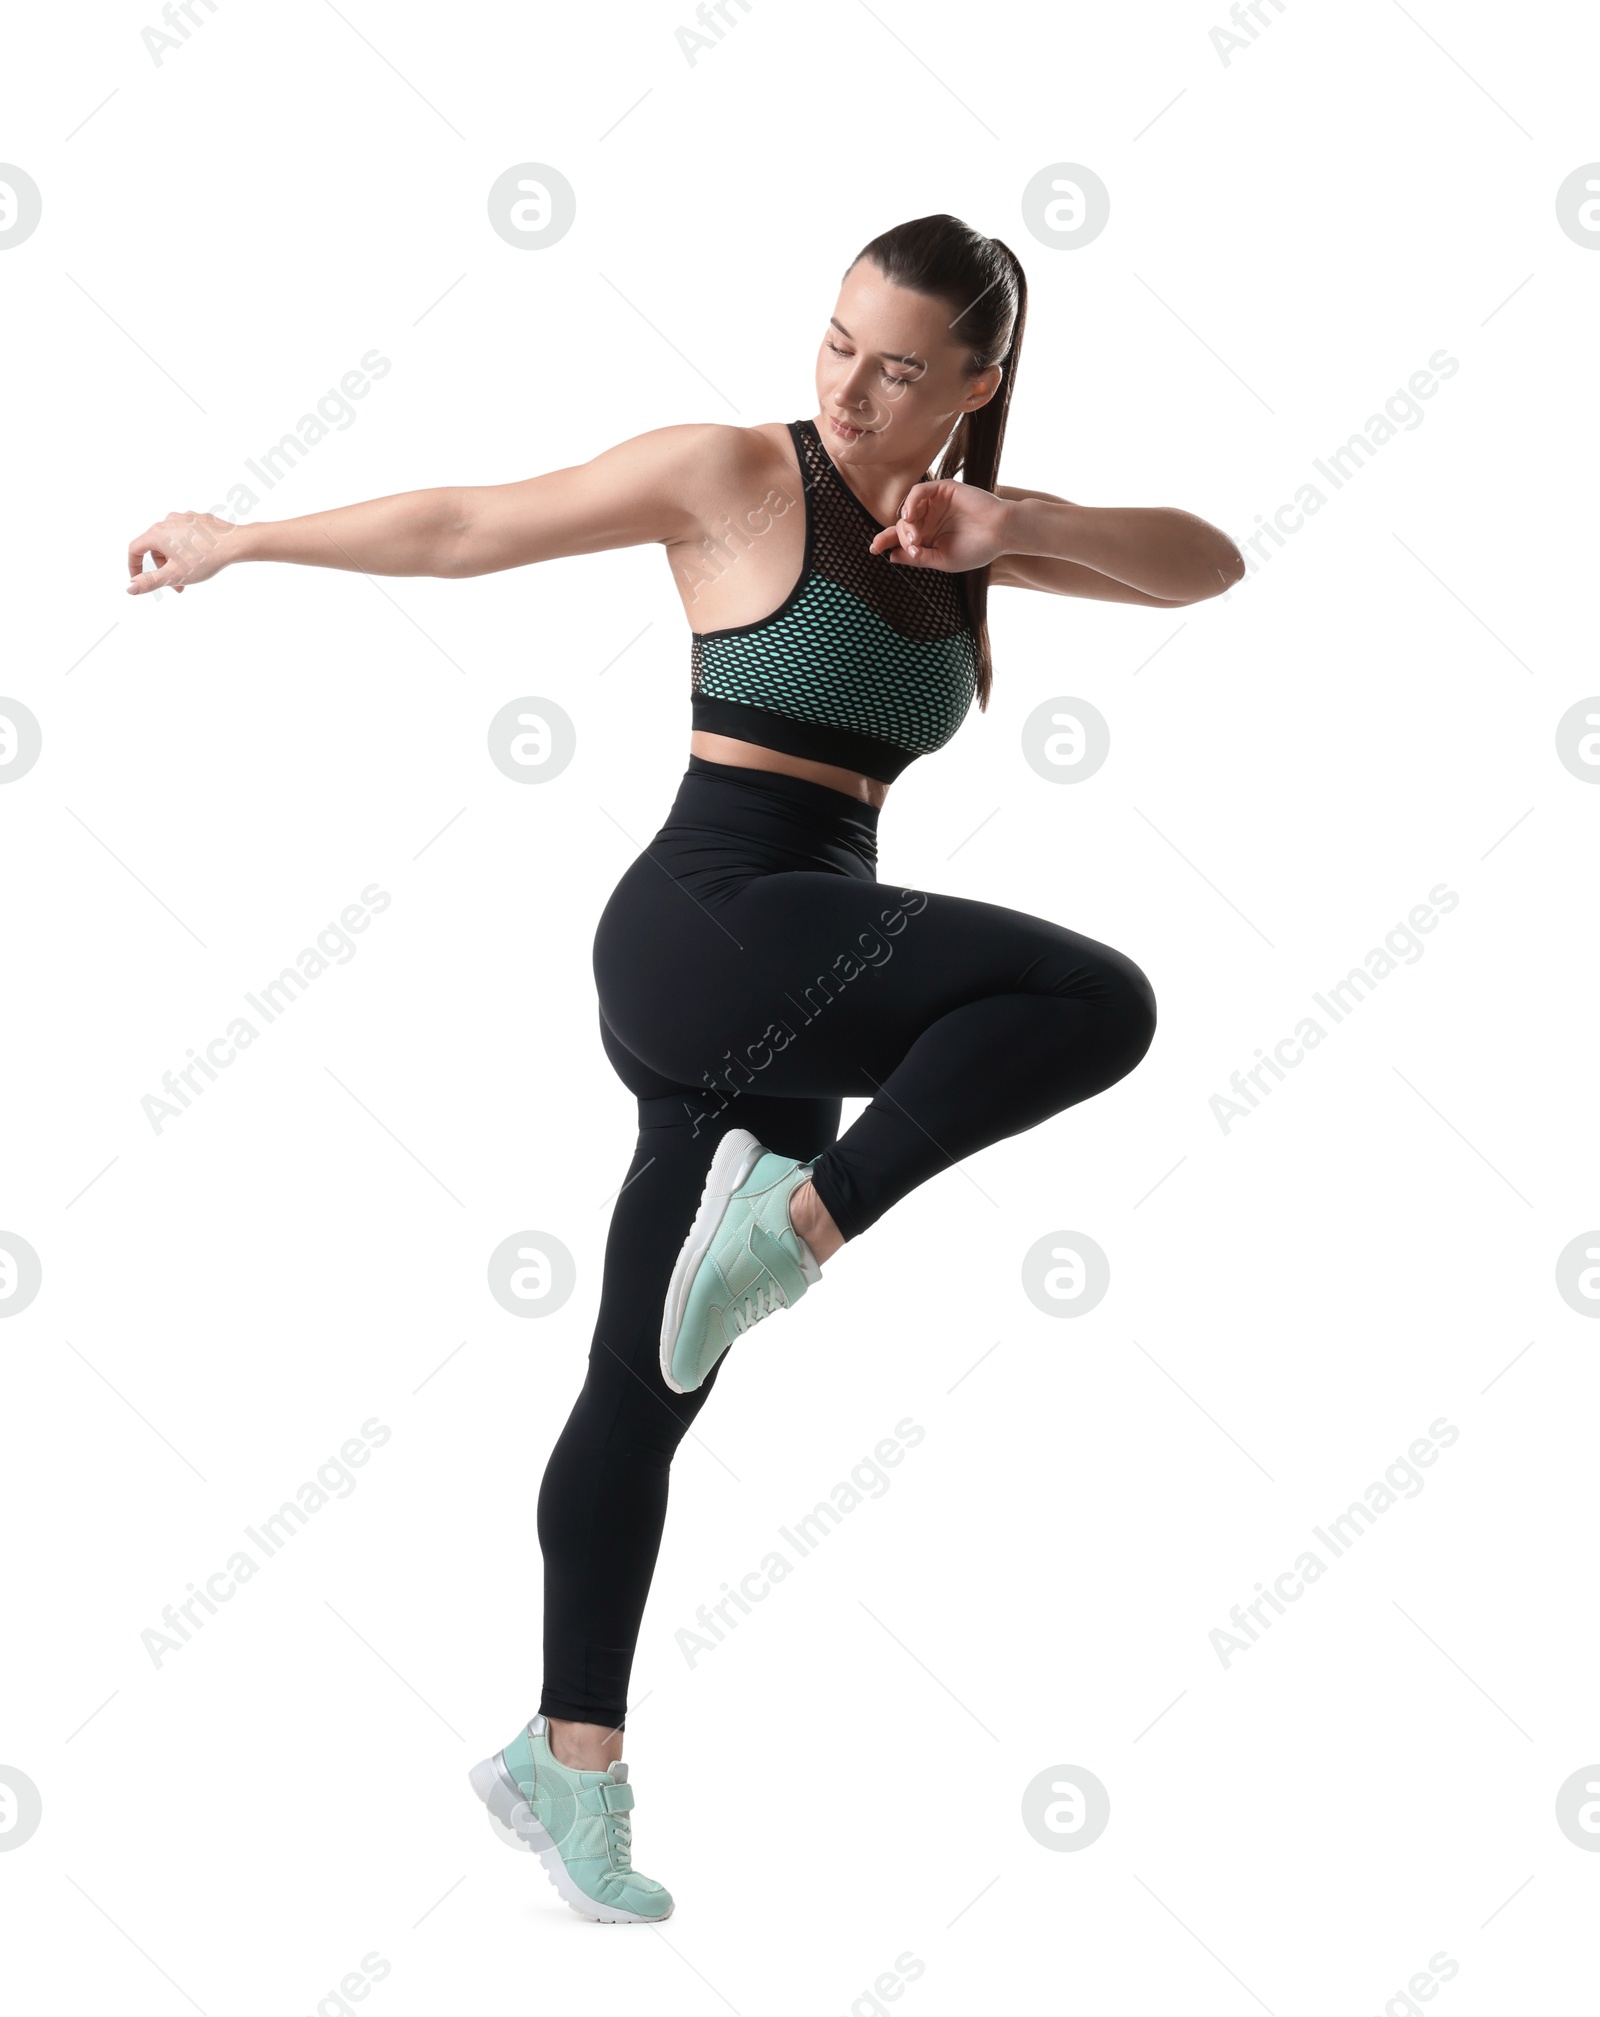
[869,478,1243,606]
[991,483,1245,605]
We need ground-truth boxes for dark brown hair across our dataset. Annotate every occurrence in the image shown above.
[848,214,1028,709]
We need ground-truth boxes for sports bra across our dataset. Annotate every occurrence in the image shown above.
[689,418,979,784]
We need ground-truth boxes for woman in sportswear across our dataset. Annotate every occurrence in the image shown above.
[127,213,1243,1924]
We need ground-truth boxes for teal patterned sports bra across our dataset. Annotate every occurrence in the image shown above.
[690,418,979,784]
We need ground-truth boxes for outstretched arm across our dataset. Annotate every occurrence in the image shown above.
[125,424,729,596]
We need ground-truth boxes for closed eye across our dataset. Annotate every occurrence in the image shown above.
[826,338,911,389]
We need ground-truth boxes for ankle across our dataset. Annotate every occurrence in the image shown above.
[546,1716,624,1773]
[789,1177,844,1265]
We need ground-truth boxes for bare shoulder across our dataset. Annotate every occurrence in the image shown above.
[636,420,797,529]
[641,421,798,552]
[590,419,782,483]
[458,421,800,572]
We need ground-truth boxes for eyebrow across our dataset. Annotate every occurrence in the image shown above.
[830,317,925,368]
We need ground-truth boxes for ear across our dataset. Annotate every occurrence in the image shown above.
[962,362,1003,413]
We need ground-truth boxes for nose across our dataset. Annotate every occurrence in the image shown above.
[834,364,882,427]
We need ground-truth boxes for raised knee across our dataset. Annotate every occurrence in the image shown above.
[1106,951,1158,1065]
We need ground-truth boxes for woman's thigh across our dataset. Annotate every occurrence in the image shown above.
[594,857,1154,1103]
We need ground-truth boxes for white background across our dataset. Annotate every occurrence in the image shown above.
[2,0,1597,2010]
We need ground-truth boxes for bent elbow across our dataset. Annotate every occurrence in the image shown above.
[1204,539,1246,597]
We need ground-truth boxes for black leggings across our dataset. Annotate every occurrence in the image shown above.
[536,757,1156,1727]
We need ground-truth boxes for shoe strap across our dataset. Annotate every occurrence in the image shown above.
[578,1780,635,1816]
[749,1223,808,1303]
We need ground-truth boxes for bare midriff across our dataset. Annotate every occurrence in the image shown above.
[688,731,890,809]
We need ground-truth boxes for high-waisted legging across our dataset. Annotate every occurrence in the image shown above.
[536,756,1157,1726]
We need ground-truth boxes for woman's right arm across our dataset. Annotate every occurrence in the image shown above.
[126,423,737,596]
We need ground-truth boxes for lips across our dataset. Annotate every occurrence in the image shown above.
[829,415,872,442]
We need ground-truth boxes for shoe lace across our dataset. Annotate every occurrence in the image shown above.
[606,1811,634,1869]
[730,1278,786,1334]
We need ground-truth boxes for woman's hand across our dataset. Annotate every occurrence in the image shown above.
[867,480,1014,573]
[126,511,240,595]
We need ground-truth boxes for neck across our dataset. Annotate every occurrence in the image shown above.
[810,411,953,523]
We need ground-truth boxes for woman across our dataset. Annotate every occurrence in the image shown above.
[128,213,1243,1924]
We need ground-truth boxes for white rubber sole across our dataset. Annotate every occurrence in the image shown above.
[658,1127,767,1395]
[467,1753,671,1925]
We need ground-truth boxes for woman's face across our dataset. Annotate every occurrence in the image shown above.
[815,257,1002,463]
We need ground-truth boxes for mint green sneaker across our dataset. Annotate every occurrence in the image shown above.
[468,1715,673,1923]
[659,1127,823,1396]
